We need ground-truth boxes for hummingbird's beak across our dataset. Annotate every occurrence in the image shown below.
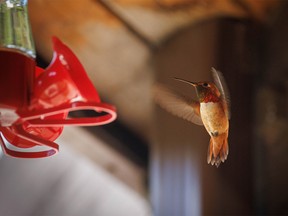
[173,77,197,87]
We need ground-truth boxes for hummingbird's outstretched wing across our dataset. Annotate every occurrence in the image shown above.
[153,84,203,126]
[211,68,231,119]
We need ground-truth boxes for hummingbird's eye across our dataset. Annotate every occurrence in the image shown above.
[203,83,209,87]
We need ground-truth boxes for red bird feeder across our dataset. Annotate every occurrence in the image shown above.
[0,37,117,158]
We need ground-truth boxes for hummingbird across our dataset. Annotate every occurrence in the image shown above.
[153,68,230,167]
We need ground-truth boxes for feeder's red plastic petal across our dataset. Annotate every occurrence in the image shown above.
[35,66,45,78]
[0,126,58,158]
[51,36,100,102]
[19,37,117,127]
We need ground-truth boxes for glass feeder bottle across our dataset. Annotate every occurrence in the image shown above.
[0,0,35,115]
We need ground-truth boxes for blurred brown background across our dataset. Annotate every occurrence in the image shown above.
[0,0,288,215]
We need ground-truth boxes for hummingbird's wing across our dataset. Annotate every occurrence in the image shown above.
[153,84,203,125]
[211,68,231,119]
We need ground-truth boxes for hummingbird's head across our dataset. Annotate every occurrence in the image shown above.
[174,77,221,103]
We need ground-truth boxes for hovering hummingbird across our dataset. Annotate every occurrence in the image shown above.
[153,68,230,167]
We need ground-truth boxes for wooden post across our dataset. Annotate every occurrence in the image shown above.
[151,17,258,215]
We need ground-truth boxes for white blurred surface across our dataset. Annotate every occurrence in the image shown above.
[0,132,151,216]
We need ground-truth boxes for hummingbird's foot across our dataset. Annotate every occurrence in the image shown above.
[211,131,219,137]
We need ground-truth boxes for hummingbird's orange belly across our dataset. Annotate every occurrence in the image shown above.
[200,102,228,135]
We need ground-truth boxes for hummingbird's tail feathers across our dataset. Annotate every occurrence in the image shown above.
[207,132,229,167]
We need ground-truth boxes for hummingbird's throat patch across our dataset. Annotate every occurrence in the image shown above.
[202,93,220,103]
